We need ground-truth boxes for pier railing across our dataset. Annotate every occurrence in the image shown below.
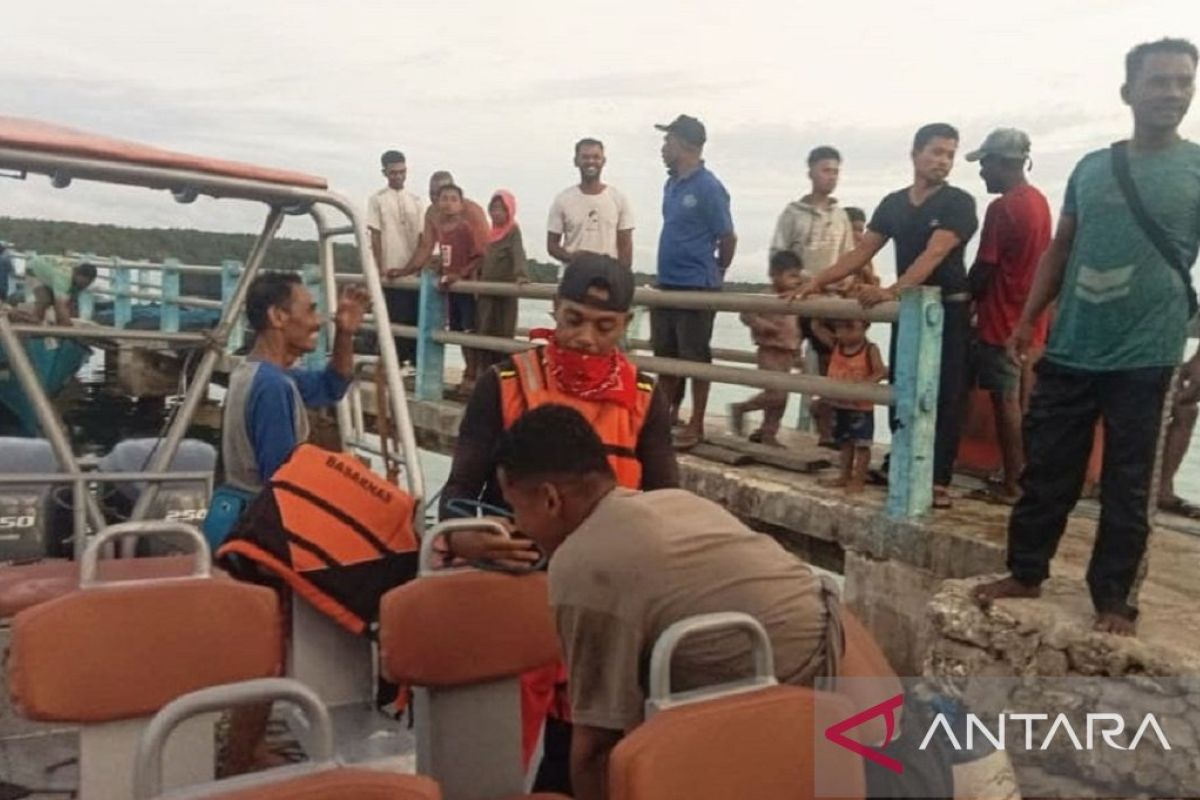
[4,254,943,518]
[391,272,943,519]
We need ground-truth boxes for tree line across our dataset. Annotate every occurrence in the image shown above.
[1,216,769,294]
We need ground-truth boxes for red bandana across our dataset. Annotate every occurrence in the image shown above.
[529,328,639,410]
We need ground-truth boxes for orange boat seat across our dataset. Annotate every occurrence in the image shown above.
[379,520,562,800]
[0,555,210,617]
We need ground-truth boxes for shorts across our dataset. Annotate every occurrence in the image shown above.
[447,292,476,333]
[650,306,715,363]
[974,341,1019,396]
[833,408,874,447]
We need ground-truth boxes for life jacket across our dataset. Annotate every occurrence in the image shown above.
[216,443,419,637]
[498,348,655,489]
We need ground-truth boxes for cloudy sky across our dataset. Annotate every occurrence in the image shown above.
[3,0,1197,282]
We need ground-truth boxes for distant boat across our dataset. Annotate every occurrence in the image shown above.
[0,335,90,435]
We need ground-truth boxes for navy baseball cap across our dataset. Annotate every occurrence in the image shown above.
[655,114,707,147]
[557,253,635,312]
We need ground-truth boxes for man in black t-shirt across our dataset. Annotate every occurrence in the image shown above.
[800,123,979,509]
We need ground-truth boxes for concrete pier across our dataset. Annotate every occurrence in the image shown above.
[404,393,1200,678]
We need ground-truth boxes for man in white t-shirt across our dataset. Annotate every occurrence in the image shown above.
[547,138,635,268]
[367,149,425,365]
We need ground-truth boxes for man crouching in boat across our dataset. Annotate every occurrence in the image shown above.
[219,271,367,775]
[495,405,846,800]
[438,252,677,791]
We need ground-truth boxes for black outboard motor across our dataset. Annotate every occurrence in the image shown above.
[99,438,216,553]
[0,438,60,561]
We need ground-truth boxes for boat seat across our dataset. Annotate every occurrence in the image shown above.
[608,612,866,800]
[7,522,281,800]
[0,554,212,617]
[132,679,439,800]
[379,520,563,800]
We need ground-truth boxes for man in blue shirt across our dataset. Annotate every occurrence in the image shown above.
[651,114,737,450]
[222,272,367,492]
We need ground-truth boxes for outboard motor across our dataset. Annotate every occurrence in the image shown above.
[0,438,60,561]
[99,439,216,552]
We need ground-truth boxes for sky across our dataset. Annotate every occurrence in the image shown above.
[3,0,1197,283]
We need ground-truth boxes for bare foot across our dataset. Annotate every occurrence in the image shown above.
[673,428,702,451]
[972,576,1041,610]
[1094,612,1137,636]
[820,476,850,488]
[758,436,785,448]
[845,479,865,495]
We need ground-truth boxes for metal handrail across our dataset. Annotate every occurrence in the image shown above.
[79,520,211,588]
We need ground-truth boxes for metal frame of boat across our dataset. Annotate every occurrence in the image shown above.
[0,115,424,555]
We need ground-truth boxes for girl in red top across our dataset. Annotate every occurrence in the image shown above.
[820,319,886,492]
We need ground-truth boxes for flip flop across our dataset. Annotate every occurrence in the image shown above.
[1158,496,1200,519]
[673,430,702,451]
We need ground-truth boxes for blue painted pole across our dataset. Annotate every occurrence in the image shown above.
[415,268,445,401]
[221,259,243,353]
[161,257,181,333]
[885,287,943,519]
[112,256,132,329]
[302,263,327,370]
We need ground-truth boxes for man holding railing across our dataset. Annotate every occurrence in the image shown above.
[798,123,979,510]
[24,254,97,326]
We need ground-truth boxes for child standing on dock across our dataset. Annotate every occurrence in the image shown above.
[434,183,485,393]
[820,318,886,493]
[729,251,804,447]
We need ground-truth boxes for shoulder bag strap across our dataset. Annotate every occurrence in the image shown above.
[1110,140,1198,317]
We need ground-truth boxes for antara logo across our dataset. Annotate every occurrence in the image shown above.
[918,711,1172,753]
[824,694,906,774]
[825,694,1172,776]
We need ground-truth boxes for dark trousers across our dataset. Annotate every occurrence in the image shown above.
[383,287,418,365]
[1007,360,1173,618]
[888,301,970,486]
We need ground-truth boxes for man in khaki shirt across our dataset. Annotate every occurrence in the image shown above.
[496,404,842,800]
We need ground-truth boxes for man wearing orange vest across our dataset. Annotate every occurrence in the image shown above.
[438,252,677,792]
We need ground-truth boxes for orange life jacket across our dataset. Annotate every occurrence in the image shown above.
[217,443,419,636]
[498,348,654,489]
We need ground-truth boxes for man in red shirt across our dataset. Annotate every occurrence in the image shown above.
[966,128,1052,502]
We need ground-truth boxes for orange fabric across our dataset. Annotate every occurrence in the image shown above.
[218,540,366,635]
[519,662,569,768]
[609,685,864,800]
[499,349,651,489]
[379,571,560,687]
[198,768,441,799]
[0,115,327,189]
[836,610,905,748]
[0,556,218,617]
[827,343,875,412]
[9,578,281,722]
[272,446,419,565]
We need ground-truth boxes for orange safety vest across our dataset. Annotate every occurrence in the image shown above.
[217,444,419,636]
[499,348,655,489]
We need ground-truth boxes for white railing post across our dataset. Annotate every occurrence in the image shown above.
[886,287,943,519]
[221,259,243,352]
[161,257,181,333]
[112,255,132,329]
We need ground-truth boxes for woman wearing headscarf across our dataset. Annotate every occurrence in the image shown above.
[476,190,528,370]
